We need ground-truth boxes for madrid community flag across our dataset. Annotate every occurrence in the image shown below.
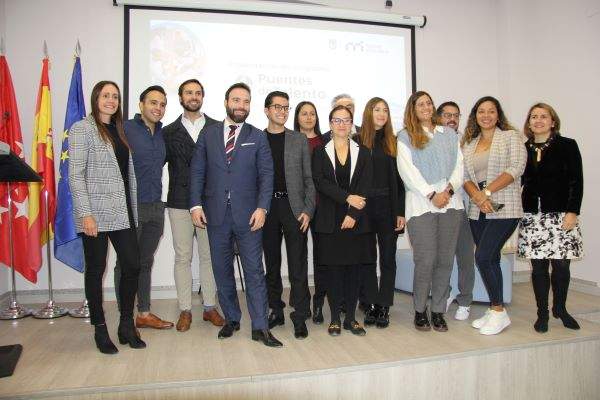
[28,57,56,274]
[54,57,85,272]
[0,54,37,282]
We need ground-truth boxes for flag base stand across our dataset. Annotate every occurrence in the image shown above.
[69,299,90,318]
[0,301,32,320]
[33,300,68,319]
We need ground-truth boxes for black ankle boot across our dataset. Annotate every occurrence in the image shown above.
[376,306,390,328]
[364,304,380,326]
[94,324,118,354]
[534,309,549,333]
[552,308,580,330]
[118,320,147,349]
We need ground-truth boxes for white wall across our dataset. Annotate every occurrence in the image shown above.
[1,0,598,296]
[496,0,600,284]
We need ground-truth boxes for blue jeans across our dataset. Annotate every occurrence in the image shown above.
[469,213,519,306]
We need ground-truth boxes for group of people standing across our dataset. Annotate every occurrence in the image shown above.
[67,79,584,355]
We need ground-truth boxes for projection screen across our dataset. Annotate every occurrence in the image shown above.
[125,6,416,131]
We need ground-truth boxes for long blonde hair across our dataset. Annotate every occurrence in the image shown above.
[403,91,438,149]
[359,97,397,156]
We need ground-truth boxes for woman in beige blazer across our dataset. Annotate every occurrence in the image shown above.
[462,96,526,335]
[69,81,145,354]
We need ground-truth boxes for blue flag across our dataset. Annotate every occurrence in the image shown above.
[54,57,86,272]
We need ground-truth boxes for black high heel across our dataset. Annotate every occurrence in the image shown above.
[118,320,147,349]
[94,324,118,354]
[552,308,580,330]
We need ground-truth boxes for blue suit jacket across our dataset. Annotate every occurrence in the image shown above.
[189,121,274,227]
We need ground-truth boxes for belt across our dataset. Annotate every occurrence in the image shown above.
[273,191,288,198]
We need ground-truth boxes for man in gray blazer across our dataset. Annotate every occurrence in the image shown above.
[262,91,316,339]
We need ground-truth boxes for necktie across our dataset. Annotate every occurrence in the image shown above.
[225,125,236,163]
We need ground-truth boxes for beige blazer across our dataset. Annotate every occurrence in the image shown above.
[462,128,526,219]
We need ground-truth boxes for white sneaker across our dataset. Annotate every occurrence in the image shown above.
[479,309,511,335]
[454,306,470,321]
[471,309,491,329]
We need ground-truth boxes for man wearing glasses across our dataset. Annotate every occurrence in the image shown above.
[262,91,316,339]
[437,101,475,321]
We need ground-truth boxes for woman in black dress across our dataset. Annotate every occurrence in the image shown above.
[518,103,583,333]
[311,105,374,336]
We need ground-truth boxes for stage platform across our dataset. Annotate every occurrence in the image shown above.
[1,283,599,399]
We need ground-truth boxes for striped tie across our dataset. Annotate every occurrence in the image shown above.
[225,124,236,163]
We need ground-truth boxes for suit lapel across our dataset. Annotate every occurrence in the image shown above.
[324,140,336,173]
[230,123,250,163]
[486,128,501,183]
[284,129,293,175]
[349,140,359,185]
[213,122,227,165]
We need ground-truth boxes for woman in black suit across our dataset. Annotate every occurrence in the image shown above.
[518,103,583,333]
[312,105,373,336]
[356,97,405,328]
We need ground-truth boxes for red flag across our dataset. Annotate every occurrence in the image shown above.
[28,57,55,273]
[0,55,37,283]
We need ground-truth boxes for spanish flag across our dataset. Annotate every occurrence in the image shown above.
[28,57,55,273]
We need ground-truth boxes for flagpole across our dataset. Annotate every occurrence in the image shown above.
[33,189,68,318]
[0,182,32,320]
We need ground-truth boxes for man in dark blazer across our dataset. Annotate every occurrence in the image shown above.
[261,91,316,340]
[163,79,224,332]
[189,82,282,347]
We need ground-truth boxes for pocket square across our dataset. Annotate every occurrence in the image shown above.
[241,142,255,146]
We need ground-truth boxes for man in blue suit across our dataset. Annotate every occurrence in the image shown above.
[189,82,282,347]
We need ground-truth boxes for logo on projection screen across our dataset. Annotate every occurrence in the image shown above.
[149,22,207,92]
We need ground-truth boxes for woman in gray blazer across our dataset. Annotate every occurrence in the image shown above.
[462,96,526,336]
[69,81,145,354]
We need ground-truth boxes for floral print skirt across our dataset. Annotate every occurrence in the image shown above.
[518,212,583,259]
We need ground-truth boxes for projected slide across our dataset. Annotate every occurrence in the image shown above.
[128,9,414,131]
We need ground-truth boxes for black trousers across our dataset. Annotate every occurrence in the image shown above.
[263,197,311,322]
[308,225,327,308]
[323,264,361,323]
[82,227,140,326]
[361,196,398,307]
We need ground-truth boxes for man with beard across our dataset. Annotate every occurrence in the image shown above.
[163,79,225,332]
[189,82,282,347]
[114,85,172,330]
[437,101,475,321]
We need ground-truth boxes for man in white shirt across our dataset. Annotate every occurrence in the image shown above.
[163,79,224,332]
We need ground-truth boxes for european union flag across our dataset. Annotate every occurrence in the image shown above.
[54,57,85,272]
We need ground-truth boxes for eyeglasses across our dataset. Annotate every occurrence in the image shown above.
[268,104,290,112]
[330,118,353,125]
[441,112,461,119]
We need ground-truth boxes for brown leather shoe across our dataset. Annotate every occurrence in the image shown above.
[135,313,174,329]
[176,310,192,332]
[203,309,225,327]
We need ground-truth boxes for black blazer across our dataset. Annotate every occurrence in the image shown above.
[521,135,583,215]
[312,140,372,234]
[355,134,406,226]
[163,113,217,209]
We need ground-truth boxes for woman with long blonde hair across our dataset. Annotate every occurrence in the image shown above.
[356,97,405,328]
[396,91,465,332]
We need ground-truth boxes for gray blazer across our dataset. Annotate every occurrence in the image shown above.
[462,128,526,219]
[68,115,138,233]
[282,128,316,219]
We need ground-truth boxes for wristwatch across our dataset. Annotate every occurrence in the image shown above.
[484,189,492,197]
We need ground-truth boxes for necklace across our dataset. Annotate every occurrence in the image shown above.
[528,135,555,162]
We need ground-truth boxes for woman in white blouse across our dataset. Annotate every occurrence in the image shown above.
[396,91,464,332]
